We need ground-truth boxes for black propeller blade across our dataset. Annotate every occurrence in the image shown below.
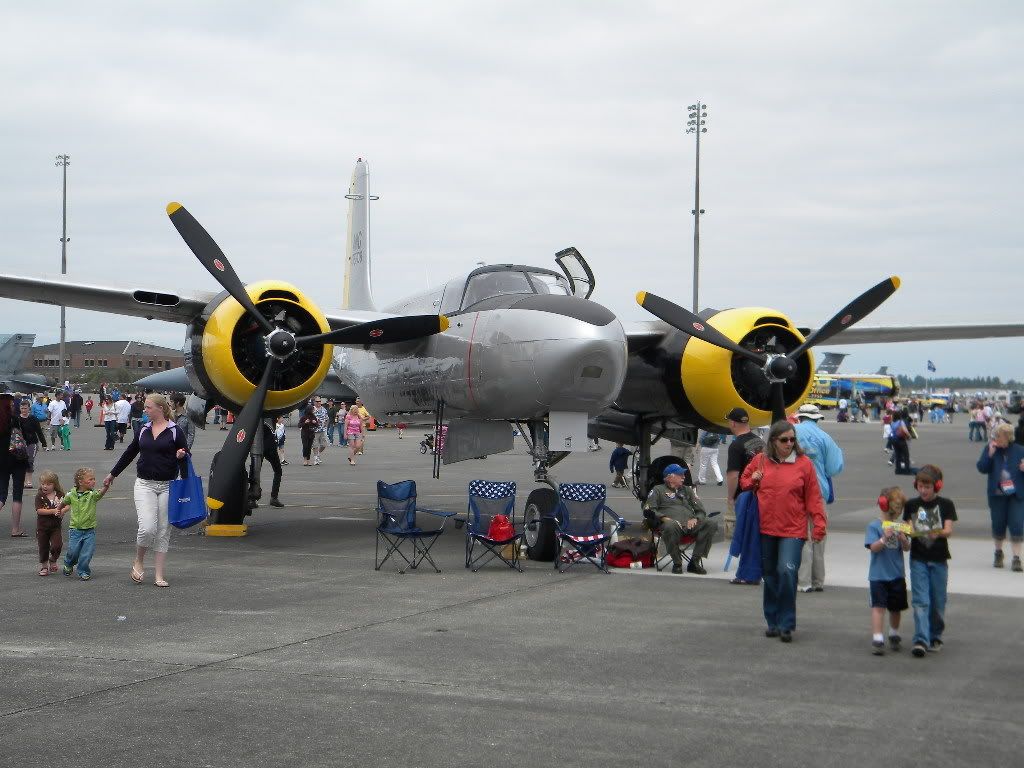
[635,292,765,365]
[206,357,279,511]
[296,314,450,347]
[788,276,901,360]
[635,277,902,424]
[166,202,275,335]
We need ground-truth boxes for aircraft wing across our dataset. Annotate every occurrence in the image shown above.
[625,321,667,353]
[808,324,1024,345]
[0,274,214,324]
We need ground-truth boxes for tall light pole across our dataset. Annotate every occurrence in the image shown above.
[55,154,71,386]
[686,103,707,313]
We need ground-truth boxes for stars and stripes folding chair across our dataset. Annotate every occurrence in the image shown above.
[553,482,627,573]
[465,480,523,572]
[374,480,456,574]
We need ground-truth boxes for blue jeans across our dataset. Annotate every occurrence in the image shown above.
[909,558,947,646]
[760,535,804,632]
[327,423,336,444]
[64,527,97,577]
[104,420,117,450]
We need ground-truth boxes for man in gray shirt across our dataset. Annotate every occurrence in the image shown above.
[644,463,717,575]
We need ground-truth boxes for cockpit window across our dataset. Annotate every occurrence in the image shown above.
[526,271,571,296]
[461,271,534,309]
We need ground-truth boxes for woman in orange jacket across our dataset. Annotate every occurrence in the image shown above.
[741,420,826,643]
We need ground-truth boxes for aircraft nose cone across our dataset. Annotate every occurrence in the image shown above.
[531,333,627,412]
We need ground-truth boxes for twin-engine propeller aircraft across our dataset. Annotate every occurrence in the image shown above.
[3,157,1024,550]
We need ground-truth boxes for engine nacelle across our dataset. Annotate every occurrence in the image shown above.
[185,280,333,415]
[614,306,815,434]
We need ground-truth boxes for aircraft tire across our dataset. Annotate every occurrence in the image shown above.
[524,488,558,561]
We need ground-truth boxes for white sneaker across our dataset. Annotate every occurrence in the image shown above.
[313,457,321,465]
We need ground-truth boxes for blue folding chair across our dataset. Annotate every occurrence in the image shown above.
[466,480,523,572]
[375,480,456,574]
[553,483,627,573]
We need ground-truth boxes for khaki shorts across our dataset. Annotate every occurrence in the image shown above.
[315,432,328,451]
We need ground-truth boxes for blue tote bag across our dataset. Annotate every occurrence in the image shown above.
[168,458,207,529]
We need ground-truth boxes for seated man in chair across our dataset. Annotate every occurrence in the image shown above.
[644,463,717,575]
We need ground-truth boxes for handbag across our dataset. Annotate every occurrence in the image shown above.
[168,457,208,529]
[9,426,28,461]
[486,514,515,541]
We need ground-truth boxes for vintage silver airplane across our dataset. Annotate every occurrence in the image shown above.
[3,158,1024,551]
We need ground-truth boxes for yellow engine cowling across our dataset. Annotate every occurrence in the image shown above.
[679,307,815,429]
[189,280,333,413]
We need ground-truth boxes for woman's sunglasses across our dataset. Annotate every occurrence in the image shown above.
[775,436,796,443]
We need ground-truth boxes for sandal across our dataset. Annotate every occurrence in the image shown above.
[49,562,59,573]
[10,532,27,538]
[154,579,170,588]
[38,566,49,577]
[130,566,144,584]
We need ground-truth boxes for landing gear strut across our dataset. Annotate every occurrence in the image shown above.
[516,418,569,561]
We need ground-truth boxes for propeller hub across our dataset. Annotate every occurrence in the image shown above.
[765,354,797,383]
[265,328,296,360]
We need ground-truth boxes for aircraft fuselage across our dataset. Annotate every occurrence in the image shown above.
[336,303,628,421]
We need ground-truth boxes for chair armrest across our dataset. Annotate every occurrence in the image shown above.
[601,505,629,531]
[419,508,457,518]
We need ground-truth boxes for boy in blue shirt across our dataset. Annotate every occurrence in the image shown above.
[609,443,630,488]
[865,486,911,655]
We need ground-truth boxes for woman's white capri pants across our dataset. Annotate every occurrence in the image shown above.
[134,478,172,553]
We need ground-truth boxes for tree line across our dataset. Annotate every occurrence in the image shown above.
[897,375,1020,390]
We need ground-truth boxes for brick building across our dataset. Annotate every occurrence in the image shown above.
[29,340,184,383]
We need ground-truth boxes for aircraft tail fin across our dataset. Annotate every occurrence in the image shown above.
[815,352,848,375]
[342,158,376,310]
[0,333,36,376]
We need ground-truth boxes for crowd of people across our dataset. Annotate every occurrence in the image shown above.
[3,381,1020,650]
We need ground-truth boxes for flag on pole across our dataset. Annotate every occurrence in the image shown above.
[927,360,937,373]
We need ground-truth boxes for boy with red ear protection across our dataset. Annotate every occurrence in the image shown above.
[865,487,911,655]
[902,464,957,658]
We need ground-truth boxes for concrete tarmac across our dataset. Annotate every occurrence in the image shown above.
[1,417,1021,767]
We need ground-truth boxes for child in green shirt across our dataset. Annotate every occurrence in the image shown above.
[61,467,107,580]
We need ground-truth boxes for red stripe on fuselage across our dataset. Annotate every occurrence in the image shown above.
[465,313,480,409]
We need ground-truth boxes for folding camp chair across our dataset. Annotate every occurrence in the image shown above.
[465,480,523,572]
[553,483,627,573]
[375,480,456,574]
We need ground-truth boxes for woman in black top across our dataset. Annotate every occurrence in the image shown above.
[17,399,47,489]
[298,406,318,466]
[104,393,188,587]
[1,393,31,536]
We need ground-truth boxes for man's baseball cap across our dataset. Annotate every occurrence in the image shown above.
[725,407,749,423]
[662,463,687,478]
[797,403,824,420]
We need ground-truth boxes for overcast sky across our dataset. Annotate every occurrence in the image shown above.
[1,2,1022,380]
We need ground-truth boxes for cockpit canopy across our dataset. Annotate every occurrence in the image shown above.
[441,265,572,314]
